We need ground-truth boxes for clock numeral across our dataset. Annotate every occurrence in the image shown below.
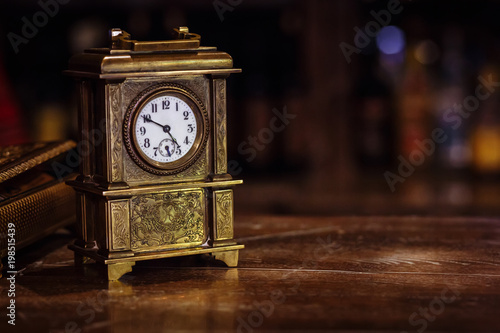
[176,103,179,111]
[144,138,150,148]
[144,114,151,122]
[184,136,190,145]
[153,147,158,156]
[140,127,146,135]
[183,111,189,120]
[176,148,182,155]
[162,100,170,110]
[151,103,158,113]
[187,124,194,133]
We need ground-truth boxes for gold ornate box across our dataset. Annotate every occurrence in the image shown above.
[0,141,77,276]
[65,28,243,280]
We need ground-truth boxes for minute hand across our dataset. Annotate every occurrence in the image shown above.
[165,129,180,148]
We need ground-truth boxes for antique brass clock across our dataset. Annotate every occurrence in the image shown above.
[65,27,243,280]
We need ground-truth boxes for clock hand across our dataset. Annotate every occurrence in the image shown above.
[166,146,172,157]
[166,131,180,148]
[161,125,180,148]
[142,116,180,146]
[142,115,165,129]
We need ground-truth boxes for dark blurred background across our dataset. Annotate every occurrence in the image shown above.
[2,0,500,216]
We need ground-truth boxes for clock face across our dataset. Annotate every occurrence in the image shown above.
[134,95,197,163]
[124,85,209,175]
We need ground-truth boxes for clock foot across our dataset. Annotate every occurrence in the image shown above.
[212,249,239,267]
[107,261,135,281]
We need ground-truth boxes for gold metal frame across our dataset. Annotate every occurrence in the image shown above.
[124,83,209,175]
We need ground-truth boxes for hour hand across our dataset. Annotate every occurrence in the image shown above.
[142,115,165,129]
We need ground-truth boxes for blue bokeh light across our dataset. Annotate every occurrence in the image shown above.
[376,26,405,55]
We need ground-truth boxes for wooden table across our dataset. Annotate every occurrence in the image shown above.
[1,215,500,332]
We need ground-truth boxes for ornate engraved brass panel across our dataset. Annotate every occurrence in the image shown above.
[123,83,209,176]
[107,84,123,182]
[214,189,233,240]
[130,189,205,251]
[214,79,227,174]
[121,76,210,184]
[110,200,130,251]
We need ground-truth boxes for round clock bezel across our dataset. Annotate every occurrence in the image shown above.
[123,83,209,175]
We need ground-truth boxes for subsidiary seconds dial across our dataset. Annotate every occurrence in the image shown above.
[134,95,198,164]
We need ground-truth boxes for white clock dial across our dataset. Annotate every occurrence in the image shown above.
[134,95,198,163]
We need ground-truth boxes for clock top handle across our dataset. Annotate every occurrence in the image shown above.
[110,27,201,52]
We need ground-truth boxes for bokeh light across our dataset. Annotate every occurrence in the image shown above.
[415,40,440,64]
[376,25,405,55]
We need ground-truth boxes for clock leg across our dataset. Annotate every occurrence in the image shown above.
[107,261,135,281]
[212,249,239,267]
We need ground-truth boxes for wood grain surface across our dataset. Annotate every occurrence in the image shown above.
[1,215,499,332]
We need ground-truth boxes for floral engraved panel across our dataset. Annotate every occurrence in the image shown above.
[130,190,205,250]
[215,80,227,174]
[108,84,123,182]
[215,190,233,240]
[111,200,130,250]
